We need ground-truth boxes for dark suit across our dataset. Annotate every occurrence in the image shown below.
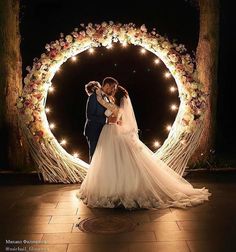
[84,93,106,162]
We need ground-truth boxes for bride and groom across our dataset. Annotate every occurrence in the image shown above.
[77,77,211,209]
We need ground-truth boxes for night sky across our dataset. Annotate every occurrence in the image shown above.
[20,0,235,163]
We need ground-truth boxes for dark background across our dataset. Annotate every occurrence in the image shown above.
[19,0,235,164]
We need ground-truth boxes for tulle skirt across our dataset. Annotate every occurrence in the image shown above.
[77,124,211,209]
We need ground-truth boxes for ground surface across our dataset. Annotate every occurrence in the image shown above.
[0,170,235,252]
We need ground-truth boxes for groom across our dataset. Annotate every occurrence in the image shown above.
[84,77,118,162]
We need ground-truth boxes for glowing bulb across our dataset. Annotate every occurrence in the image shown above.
[165,72,171,78]
[140,48,146,54]
[170,86,177,92]
[153,141,160,148]
[122,42,127,47]
[107,44,113,49]
[49,123,55,129]
[71,56,77,61]
[60,139,67,146]
[170,104,178,111]
[73,152,79,158]
[49,86,55,93]
[166,125,172,131]
[57,67,61,72]
[45,107,51,113]
[88,48,95,54]
[154,58,160,64]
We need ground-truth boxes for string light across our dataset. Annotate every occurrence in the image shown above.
[73,152,79,158]
[71,56,77,61]
[47,46,179,158]
[122,42,127,47]
[153,140,161,148]
[48,86,55,93]
[165,72,171,78]
[57,67,61,72]
[107,44,113,49]
[88,48,95,54]
[45,107,51,113]
[140,48,146,54]
[154,58,160,64]
[166,125,172,131]
[60,139,67,146]
[170,86,177,92]
[49,123,56,129]
[170,104,178,111]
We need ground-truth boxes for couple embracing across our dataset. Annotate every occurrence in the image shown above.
[77,77,211,209]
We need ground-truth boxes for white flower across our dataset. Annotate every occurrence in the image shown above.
[169,54,179,63]
[162,41,171,50]
[17,101,23,109]
[31,97,38,105]
[101,22,108,27]
[191,91,197,97]
[140,24,147,32]
[25,107,32,114]
[192,83,198,89]
[24,77,30,85]
[45,44,51,51]
[65,35,73,43]
[24,114,34,124]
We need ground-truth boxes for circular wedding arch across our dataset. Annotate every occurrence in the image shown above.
[17,22,208,183]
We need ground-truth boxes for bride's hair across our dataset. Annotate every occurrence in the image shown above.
[85,81,101,96]
[114,85,128,106]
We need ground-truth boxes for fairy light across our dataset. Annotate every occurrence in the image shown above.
[154,58,160,64]
[170,104,178,111]
[57,67,61,72]
[73,152,79,158]
[153,141,161,148]
[48,86,55,93]
[19,22,208,183]
[49,123,55,129]
[165,72,171,78]
[88,48,95,54]
[71,56,77,61]
[60,139,67,146]
[170,86,177,92]
[107,44,113,49]
[166,125,172,131]
[122,42,127,47]
[45,107,51,113]
[140,48,146,54]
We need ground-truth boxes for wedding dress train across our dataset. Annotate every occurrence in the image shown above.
[77,94,211,209]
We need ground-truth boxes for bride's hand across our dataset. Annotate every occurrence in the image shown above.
[95,88,102,96]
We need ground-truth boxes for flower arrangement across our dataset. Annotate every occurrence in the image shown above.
[17,22,208,178]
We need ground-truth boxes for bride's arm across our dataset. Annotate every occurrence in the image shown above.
[95,89,119,114]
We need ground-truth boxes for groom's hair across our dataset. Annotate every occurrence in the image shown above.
[102,77,118,86]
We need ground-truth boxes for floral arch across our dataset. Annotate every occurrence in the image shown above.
[17,22,208,183]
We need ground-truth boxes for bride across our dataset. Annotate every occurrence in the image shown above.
[77,85,211,209]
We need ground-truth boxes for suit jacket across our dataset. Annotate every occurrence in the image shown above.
[84,92,106,140]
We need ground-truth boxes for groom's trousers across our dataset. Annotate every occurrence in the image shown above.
[86,137,97,163]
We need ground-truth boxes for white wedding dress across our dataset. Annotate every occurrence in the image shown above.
[77,92,211,209]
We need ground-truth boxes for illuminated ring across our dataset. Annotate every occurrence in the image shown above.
[17,22,207,183]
